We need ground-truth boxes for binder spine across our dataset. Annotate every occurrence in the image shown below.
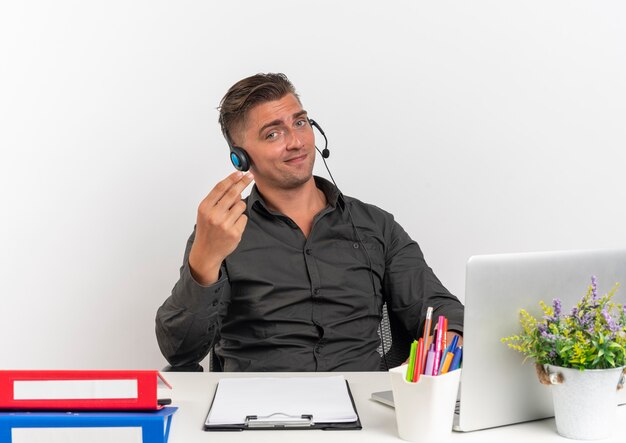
[0,370,161,410]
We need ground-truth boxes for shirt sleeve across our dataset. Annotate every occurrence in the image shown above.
[382,216,464,340]
[155,229,230,368]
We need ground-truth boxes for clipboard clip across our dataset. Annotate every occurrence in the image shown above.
[245,413,314,428]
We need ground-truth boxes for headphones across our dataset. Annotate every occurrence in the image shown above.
[228,142,251,172]
[228,118,329,172]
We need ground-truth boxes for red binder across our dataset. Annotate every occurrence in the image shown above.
[0,370,172,411]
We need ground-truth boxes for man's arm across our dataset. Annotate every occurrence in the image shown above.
[382,217,464,341]
[155,171,253,368]
[155,231,230,368]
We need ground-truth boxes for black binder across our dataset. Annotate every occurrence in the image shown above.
[203,379,362,431]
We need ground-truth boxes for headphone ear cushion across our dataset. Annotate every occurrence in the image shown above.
[229,146,251,172]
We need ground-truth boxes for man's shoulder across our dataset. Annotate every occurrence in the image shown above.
[341,193,396,224]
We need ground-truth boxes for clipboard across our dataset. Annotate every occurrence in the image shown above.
[203,376,362,431]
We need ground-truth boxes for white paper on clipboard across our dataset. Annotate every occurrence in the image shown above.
[205,375,358,426]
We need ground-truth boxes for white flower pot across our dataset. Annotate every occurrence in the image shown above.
[545,364,626,440]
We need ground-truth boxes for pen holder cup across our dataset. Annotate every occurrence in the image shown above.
[389,365,461,442]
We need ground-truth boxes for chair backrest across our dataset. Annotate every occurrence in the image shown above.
[377,302,412,370]
[208,347,223,372]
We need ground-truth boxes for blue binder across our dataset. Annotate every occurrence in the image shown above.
[0,406,177,443]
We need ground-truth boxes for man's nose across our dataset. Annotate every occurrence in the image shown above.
[285,128,304,150]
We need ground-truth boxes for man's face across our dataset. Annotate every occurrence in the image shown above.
[236,94,316,190]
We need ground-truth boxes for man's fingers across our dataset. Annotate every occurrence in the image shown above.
[204,171,253,207]
[214,173,254,210]
[233,212,248,234]
[223,200,248,226]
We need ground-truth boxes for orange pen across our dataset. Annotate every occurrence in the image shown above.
[440,352,454,374]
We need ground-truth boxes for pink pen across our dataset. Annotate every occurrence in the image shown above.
[432,316,445,375]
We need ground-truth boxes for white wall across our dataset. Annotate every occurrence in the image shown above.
[1,1,625,369]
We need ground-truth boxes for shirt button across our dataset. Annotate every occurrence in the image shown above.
[353,242,359,249]
[313,288,320,295]
[305,248,312,255]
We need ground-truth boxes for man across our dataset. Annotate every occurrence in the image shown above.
[156,73,463,371]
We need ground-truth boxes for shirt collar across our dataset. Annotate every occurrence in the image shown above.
[248,175,345,215]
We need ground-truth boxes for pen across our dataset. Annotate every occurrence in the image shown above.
[420,307,433,372]
[440,352,454,374]
[412,337,424,382]
[442,317,448,351]
[439,334,459,373]
[450,346,463,371]
[406,340,417,382]
[448,334,459,355]
[424,343,435,376]
[432,316,445,375]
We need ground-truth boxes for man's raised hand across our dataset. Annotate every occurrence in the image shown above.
[188,171,254,285]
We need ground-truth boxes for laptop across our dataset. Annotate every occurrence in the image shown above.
[371,248,626,432]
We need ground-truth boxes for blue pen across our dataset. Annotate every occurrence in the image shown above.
[448,335,459,353]
[450,346,463,371]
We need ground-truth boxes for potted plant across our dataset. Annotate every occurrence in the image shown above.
[502,276,626,440]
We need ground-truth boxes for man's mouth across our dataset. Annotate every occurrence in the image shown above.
[284,154,307,164]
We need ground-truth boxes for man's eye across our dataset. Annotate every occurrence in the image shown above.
[295,120,306,127]
[266,132,278,140]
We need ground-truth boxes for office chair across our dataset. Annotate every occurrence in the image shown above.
[378,302,412,370]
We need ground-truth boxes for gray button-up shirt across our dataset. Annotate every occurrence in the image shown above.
[156,176,464,371]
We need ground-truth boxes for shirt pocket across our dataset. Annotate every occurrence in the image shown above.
[336,234,384,276]
[327,236,385,316]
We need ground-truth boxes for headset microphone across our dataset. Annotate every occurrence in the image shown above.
[309,119,330,159]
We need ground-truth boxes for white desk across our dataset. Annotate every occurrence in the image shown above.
[10,371,623,442]
[163,371,626,443]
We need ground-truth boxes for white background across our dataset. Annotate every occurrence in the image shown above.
[1,1,625,370]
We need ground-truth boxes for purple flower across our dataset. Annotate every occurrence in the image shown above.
[591,275,598,302]
[576,311,594,329]
[540,326,557,341]
[548,350,558,359]
[552,299,562,318]
[602,307,619,333]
